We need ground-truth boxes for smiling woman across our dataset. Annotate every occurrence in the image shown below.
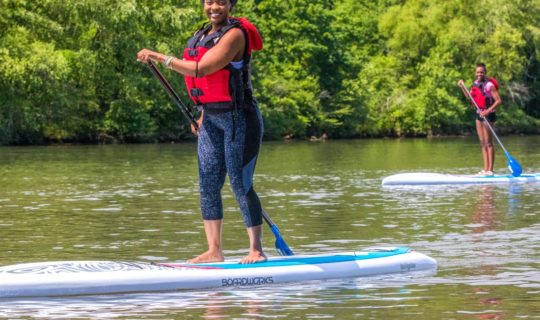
[136,0,270,265]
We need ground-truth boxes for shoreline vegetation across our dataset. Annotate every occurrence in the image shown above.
[9,132,538,148]
[1,1,539,146]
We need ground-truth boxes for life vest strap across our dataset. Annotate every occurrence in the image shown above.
[197,102,235,114]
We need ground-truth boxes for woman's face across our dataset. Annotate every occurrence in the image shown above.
[204,0,231,25]
[475,66,486,81]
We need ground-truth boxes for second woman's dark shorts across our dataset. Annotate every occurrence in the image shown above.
[476,112,497,123]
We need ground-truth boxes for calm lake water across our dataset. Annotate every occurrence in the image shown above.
[1,136,539,319]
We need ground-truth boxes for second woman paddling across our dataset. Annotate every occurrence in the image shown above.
[458,63,502,176]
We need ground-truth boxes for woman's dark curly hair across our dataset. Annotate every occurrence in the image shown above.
[201,0,237,6]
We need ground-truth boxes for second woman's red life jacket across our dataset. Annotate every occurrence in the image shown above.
[470,77,499,109]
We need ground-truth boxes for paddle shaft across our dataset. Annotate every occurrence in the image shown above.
[261,210,275,226]
[147,59,198,129]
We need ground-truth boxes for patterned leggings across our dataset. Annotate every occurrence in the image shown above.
[197,105,264,227]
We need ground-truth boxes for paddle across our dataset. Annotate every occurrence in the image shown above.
[459,82,522,177]
[262,210,294,256]
[146,59,198,129]
[144,59,294,256]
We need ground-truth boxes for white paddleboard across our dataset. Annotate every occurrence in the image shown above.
[0,247,436,298]
[382,172,540,186]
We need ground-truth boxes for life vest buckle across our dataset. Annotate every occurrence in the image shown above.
[188,49,198,57]
[190,88,204,97]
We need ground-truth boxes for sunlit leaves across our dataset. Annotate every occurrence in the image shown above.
[0,0,538,143]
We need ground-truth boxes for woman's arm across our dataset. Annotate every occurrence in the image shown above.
[480,84,502,117]
[136,28,245,77]
[488,85,502,112]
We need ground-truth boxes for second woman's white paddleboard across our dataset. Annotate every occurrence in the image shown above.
[382,172,540,186]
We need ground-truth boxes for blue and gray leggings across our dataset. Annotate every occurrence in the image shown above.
[197,105,264,228]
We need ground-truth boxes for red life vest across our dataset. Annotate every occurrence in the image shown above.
[470,78,499,109]
[183,18,263,109]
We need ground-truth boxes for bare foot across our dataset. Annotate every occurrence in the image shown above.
[240,251,267,264]
[187,250,224,264]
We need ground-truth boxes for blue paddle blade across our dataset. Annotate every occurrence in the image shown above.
[270,225,294,256]
[506,152,522,177]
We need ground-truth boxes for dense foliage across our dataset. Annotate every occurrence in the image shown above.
[1,0,539,144]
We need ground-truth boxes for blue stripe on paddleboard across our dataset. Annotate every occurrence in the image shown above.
[191,247,411,269]
[476,174,540,179]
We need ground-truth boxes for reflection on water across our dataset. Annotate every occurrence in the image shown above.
[468,186,505,319]
[472,185,498,234]
[0,271,436,319]
[507,184,522,216]
[1,138,540,318]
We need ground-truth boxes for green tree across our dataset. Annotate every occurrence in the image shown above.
[1,0,539,144]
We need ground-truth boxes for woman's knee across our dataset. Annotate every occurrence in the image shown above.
[479,140,493,148]
[230,180,248,199]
